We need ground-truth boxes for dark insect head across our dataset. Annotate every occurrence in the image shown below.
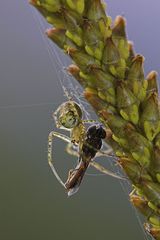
[87,124,106,139]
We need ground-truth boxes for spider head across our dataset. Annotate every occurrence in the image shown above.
[54,101,82,129]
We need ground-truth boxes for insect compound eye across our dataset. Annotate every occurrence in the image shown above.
[96,126,106,139]
[87,125,106,139]
[87,125,97,138]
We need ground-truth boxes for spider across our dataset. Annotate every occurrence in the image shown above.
[48,100,125,196]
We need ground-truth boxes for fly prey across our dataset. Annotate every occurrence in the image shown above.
[65,124,107,196]
[48,100,125,196]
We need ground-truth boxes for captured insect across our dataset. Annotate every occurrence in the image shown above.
[65,124,108,196]
[48,99,125,196]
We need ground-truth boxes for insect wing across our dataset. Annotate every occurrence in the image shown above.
[65,157,90,197]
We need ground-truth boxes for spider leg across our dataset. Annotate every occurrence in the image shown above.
[53,106,62,128]
[96,148,114,157]
[66,143,125,180]
[66,142,114,158]
[90,161,126,180]
[66,143,79,157]
[48,131,71,189]
[84,141,117,160]
[82,119,97,124]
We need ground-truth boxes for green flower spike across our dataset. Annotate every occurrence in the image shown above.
[145,226,160,240]
[68,48,99,72]
[66,0,85,15]
[116,80,139,124]
[149,135,160,183]
[36,0,61,13]
[130,195,154,216]
[30,1,160,239]
[89,66,116,105]
[131,195,160,227]
[119,157,151,184]
[86,0,107,22]
[147,71,159,94]
[112,16,129,61]
[140,92,160,141]
[124,127,152,166]
[141,180,160,208]
[127,55,148,101]
[83,20,104,60]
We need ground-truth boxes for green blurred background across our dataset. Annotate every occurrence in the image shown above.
[0,0,159,239]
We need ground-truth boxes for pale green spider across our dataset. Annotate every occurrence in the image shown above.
[48,100,124,196]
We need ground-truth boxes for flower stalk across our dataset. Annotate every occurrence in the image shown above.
[29,0,160,239]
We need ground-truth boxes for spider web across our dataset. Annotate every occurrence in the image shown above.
[31,8,92,122]
[5,3,150,240]
[31,8,123,167]
[30,7,153,240]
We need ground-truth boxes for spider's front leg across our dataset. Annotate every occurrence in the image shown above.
[66,142,125,180]
[66,143,79,157]
[90,161,126,180]
[48,131,71,189]
[66,142,114,158]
